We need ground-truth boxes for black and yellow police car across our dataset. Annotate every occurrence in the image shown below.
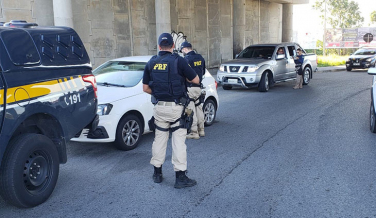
[0,21,98,207]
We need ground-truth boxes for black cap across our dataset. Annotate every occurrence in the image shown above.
[180,41,192,52]
[158,33,173,46]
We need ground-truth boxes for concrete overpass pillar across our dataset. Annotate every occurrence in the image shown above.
[53,0,74,28]
[282,4,293,42]
[155,0,171,48]
[233,0,246,57]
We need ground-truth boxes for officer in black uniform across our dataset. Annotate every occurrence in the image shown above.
[143,33,200,189]
[180,41,206,139]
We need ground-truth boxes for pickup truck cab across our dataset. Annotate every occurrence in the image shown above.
[217,42,317,92]
[0,22,98,207]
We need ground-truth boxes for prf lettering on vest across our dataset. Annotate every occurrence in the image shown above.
[194,61,202,67]
[153,63,168,70]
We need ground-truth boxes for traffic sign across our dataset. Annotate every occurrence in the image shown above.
[364,33,374,43]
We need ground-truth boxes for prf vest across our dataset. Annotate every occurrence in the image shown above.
[149,53,186,101]
[185,53,204,87]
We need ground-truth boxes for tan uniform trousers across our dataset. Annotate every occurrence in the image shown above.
[150,102,188,172]
[295,73,303,88]
[187,87,204,133]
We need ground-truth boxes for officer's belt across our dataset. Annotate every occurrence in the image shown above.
[189,83,201,88]
[157,101,177,106]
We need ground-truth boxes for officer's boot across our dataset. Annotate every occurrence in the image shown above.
[153,166,163,183]
[198,128,205,137]
[186,131,200,139]
[174,171,197,189]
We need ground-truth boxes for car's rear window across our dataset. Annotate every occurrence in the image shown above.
[93,61,147,87]
[354,49,376,55]
[237,46,275,59]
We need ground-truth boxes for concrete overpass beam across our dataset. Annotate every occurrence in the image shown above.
[233,0,246,57]
[53,0,74,28]
[282,3,293,42]
[155,0,171,48]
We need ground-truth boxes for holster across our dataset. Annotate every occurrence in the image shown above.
[180,108,194,134]
[148,116,156,132]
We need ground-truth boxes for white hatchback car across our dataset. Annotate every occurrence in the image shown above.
[71,56,219,150]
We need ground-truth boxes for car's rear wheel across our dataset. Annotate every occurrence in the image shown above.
[346,67,352,71]
[0,134,59,208]
[203,98,217,126]
[222,85,232,90]
[303,67,311,85]
[370,102,376,133]
[115,114,142,151]
[258,72,269,92]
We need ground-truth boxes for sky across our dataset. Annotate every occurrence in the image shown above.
[293,0,376,47]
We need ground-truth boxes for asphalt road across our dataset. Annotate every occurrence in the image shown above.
[1,70,376,218]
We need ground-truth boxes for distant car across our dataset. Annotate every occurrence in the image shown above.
[346,47,376,71]
[369,67,376,133]
[71,56,219,150]
[216,42,317,92]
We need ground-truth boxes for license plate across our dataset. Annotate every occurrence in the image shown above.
[353,63,360,66]
[228,79,238,84]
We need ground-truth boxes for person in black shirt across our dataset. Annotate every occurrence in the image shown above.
[180,41,206,139]
[143,33,199,188]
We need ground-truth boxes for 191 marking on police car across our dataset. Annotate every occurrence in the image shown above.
[64,93,81,105]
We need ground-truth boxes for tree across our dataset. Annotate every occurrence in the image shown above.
[371,11,376,23]
[313,0,364,28]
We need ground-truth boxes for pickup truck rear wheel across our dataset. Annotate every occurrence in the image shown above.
[222,85,232,90]
[0,134,59,208]
[258,72,269,92]
[115,114,142,151]
[303,67,311,85]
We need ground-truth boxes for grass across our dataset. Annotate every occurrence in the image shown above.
[317,55,347,67]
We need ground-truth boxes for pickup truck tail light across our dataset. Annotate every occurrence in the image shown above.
[82,75,97,98]
[215,81,218,89]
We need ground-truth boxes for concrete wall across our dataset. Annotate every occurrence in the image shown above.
[0,0,292,69]
[71,0,156,67]
[170,0,233,68]
[0,0,54,26]
[234,0,282,56]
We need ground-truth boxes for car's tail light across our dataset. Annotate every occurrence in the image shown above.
[82,75,97,98]
[215,81,218,89]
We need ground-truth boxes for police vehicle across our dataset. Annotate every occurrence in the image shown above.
[0,21,98,207]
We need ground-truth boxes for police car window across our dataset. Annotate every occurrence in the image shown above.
[354,49,376,55]
[237,46,275,59]
[93,61,147,87]
[1,30,40,66]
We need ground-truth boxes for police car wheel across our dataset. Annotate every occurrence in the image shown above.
[370,102,376,133]
[303,67,311,85]
[222,85,232,90]
[258,72,269,92]
[346,67,352,71]
[115,114,142,151]
[0,134,59,208]
[203,99,217,126]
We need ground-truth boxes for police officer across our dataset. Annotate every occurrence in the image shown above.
[143,33,200,189]
[180,41,206,139]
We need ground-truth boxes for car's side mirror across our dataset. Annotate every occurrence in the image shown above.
[276,54,285,59]
[368,67,376,75]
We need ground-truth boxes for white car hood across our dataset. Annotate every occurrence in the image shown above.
[97,84,143,104]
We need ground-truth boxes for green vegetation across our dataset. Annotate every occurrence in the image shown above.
[371,11,376,23]
[317,55,347,67]
[313,0,364,28]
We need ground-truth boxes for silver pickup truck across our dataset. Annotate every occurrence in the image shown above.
[217,42,317,92]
